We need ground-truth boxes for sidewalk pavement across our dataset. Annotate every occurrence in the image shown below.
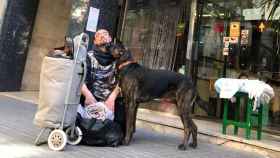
[1,91,280,152]
[0,94,269,158]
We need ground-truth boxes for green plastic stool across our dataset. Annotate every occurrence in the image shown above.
[222,92,265,140]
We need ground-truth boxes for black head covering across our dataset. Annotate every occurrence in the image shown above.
[93,45,114,66]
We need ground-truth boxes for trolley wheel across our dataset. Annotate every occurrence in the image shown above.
[48,129,67,151]
[65,126,83,145]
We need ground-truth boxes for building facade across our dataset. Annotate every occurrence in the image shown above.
[0,0,279,129]
[118,0,280,128]
[0,0,120,91]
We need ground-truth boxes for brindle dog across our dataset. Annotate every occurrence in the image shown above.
[110,43,210,150]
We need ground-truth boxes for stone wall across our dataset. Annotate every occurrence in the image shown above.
[21,0,72,90]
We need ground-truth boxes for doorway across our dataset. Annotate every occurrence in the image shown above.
[117,0,191,114]
[119,0,190,72]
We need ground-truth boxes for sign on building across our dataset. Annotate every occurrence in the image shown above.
[229,37,238,44]
[241,30,249,45]
[86,7,100,32]
[230,22,240,37]
[243,8,262,20]
[223,37,230,56]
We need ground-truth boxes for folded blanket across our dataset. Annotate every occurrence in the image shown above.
[215,78,274,111]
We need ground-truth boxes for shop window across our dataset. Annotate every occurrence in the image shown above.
[195,0,280,128]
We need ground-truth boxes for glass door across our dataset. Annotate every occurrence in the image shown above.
[120,0,189,71]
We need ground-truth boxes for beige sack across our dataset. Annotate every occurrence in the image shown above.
[34,56,84,128]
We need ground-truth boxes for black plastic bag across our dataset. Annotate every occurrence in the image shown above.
[76,114,123,147]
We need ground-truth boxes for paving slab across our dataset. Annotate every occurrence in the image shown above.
[0,95,267,158]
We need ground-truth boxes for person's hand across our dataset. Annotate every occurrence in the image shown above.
[104,85,121,111]
[84,94,97,106]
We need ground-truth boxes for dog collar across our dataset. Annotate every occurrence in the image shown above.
[118,60,137,70]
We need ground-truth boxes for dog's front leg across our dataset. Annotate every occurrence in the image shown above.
[121,78,139,145]
[123,101,137,145]
[132,105,138,133]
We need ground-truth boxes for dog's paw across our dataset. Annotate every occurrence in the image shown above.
[189,142,197,149]
[110,142,119,147]
[122,139,130,146]
[177,144,187,151]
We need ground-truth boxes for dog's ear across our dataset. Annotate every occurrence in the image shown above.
[116,38,122,45]
[115,39,126,49]
[116,38,121,43]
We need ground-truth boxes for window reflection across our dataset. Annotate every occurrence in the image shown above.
[196,0,280,126]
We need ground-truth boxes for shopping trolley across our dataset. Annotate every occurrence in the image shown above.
[33,33,89,151]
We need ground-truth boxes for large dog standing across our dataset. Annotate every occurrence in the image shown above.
[110,43,209,150]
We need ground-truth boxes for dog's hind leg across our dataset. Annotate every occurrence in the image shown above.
[188,119,198,148]
[132,105,138,133]
[177,88,195,150]
[178,114,192,150]
[184,94,198,148]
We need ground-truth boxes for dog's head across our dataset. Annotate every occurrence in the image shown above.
[110,40,134,68]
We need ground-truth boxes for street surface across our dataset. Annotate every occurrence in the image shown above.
[0,95,265,158]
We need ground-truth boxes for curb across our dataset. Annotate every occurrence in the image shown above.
[136,119,280,158]
[136,108,280,153]
[0,93,38,105]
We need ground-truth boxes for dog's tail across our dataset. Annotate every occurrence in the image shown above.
[193,94,210,114]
